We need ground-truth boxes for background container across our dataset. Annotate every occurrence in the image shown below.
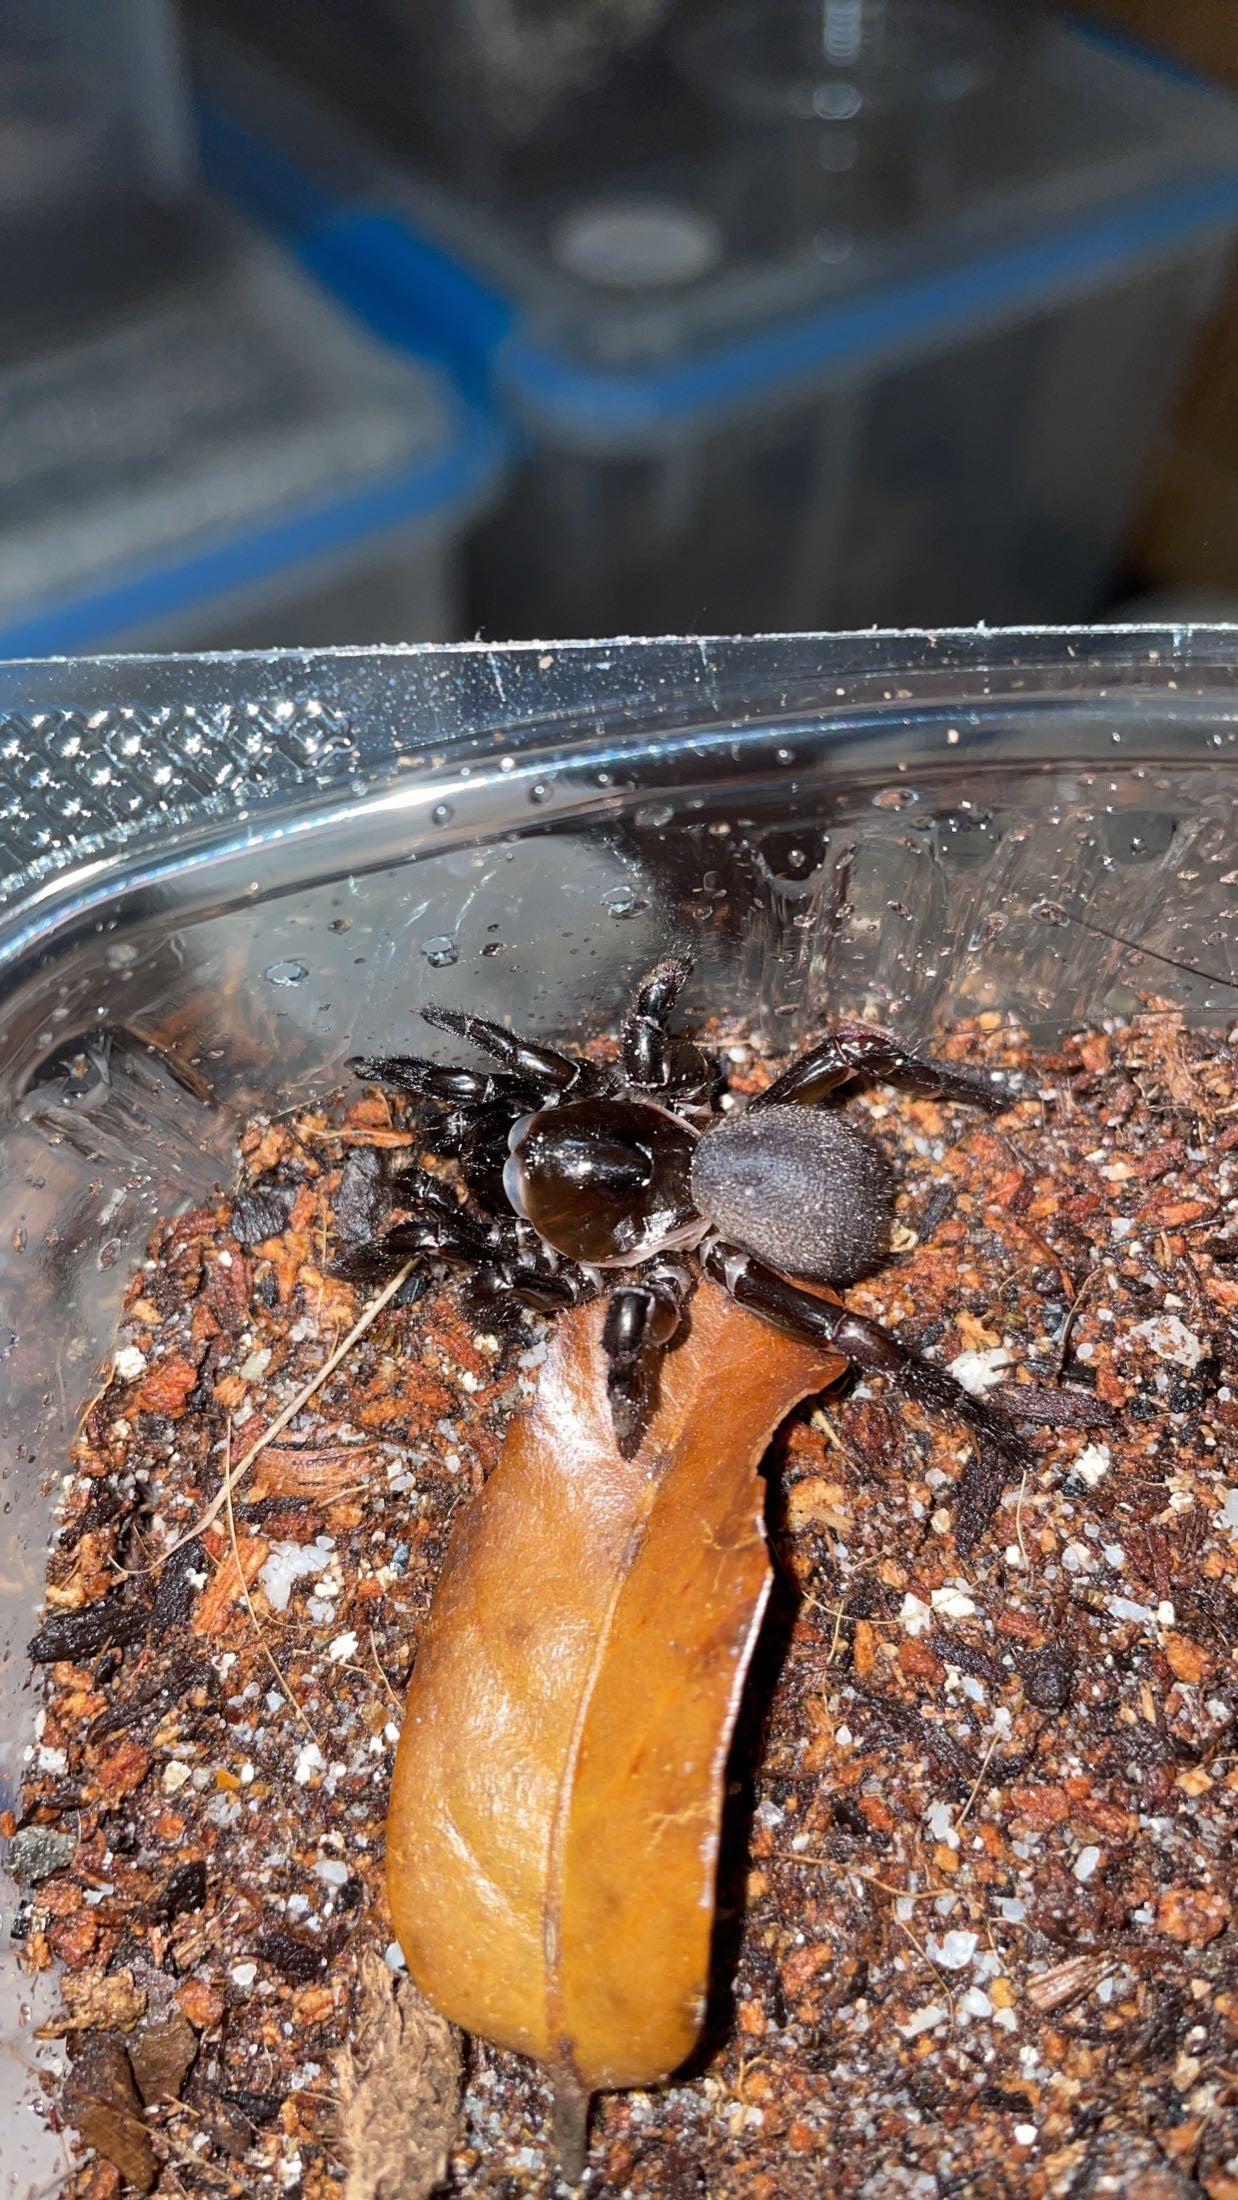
[196,10,1238,635]
[0,219,505,657]
[0,0,196,357]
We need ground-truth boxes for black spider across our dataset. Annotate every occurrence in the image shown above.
[341,958,1024,1466]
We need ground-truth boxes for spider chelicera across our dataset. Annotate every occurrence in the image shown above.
[341,958,1024,1465]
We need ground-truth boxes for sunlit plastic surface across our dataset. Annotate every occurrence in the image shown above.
[1,627,1237,2174]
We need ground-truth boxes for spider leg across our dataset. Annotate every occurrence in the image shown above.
[469,1262,586,1314]
[351,1057,550,1112]
[702,1241,1026,1467]
[621,956,690,1084]
[420,1006,598,1097]
[601,1257,694,1459]
[332,1207,494,1285]
[750,1024,1010,1114]
[620,955,718,1104]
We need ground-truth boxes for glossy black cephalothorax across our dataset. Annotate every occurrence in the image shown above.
[345,959,1023,1462]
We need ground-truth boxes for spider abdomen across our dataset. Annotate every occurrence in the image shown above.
[690,1104,893,1285]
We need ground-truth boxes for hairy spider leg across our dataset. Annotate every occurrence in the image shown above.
[750,1023,1010,1114]
[701,1241,1026,1466]
[420,1005,597,1098]
[601,1256,695,1458]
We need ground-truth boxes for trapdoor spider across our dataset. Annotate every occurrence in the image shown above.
[343,959,1022,1462]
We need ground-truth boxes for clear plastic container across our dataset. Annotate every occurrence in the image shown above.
[0,0,196,357]
[2,623,1238,2171]
[678,0,1001,124]
[0,217,505,657]
[194,14,1238,635]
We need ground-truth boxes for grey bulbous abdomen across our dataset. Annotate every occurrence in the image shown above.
[689,1103,893,1284]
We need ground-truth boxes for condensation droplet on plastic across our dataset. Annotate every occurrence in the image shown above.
[529,782,552,806]
[431,803,454,827]
[264,960,308,987]
[421,936,459,969]
[636,802,674,829]
[1030,900,1069,927]
[603,886,647,920]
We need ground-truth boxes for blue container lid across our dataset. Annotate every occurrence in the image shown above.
[196,16,1238,450]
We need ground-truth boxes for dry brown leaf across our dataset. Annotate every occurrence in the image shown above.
[336,1947,461,2200]
[386,1279,841,2137]
[61,2034,155,2192]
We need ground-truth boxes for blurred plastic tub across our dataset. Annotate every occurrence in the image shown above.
[0,215,506,657]
[194,10,1238,636]
[2,625,1238,2169]
[0,0,196,355]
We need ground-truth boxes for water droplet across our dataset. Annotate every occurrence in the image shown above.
[481,941,503,958]
[973,911,1008,945]
[431,803,454,827]
[636,802,674,829]
[602,885,648,920]
[263,959,308,987]
[529,782,552,806]
[1030,900,1069,928]
[421,935,459,969]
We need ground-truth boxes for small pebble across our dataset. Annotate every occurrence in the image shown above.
[930,1930,978,1971]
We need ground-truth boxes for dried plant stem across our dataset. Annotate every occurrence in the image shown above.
[1014,1464,1031,1573]
[369,1624,403,1713]
[775,1856,947,1905]
[551,2077,591,2184]
[150,1260,416,1569]
[1054,1264,1100,1377]
[956,1727,1002,1833]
